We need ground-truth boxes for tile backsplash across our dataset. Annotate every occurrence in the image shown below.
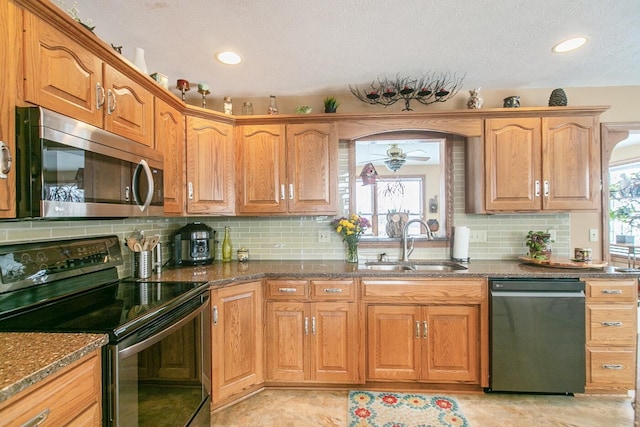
[0,139,569,273]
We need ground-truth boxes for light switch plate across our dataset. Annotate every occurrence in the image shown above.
[589,228,598,242]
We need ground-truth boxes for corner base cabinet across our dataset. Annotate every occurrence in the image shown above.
[585,278,638,393]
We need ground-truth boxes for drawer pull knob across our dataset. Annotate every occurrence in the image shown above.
[21,408,50,427]
[602,364,624,370]
[602,321,623,327]
[323,288,343,293]
[278,288,298,293]
[601,289,623,294]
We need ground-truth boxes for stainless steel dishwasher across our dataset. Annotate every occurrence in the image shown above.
[489,278,586,394]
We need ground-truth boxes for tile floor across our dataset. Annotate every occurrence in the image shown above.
[211,389,635,427]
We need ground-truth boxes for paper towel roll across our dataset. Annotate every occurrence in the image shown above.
[452,226,470,261]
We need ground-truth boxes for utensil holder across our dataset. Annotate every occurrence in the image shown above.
[133,250,153,279]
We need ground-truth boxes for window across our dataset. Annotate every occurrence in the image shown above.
[609,162,640,242]
[356,176,424,237]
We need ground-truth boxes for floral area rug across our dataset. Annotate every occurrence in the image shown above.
[348,390,470,427]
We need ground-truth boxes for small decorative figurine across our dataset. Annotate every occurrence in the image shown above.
[548,88,568,106]
[503,96,520,108]
[359,163,378,186]
[467,88,483,109]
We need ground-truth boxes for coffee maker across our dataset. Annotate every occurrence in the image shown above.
[173,222,216,265]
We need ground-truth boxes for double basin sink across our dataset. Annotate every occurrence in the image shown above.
[364,260,468,272]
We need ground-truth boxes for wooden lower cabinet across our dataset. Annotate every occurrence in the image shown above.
[211,281,264,404]
[584,278,638,393]
[265,279,361,383]
[367,304,479,383]
[0,349,102,427]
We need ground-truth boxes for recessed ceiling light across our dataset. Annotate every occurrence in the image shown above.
[552,37,588,53]
[216,51,242,65]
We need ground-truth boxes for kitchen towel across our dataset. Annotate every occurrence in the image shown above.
[452,226,470,261]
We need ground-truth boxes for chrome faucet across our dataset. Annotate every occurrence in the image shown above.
[401,219,431,262]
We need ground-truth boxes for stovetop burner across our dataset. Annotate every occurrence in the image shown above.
[0,235,208,341]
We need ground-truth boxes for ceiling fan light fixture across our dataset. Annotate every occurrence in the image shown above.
[384,158,406,172]
[552,37,588,53]
[216,51,242,65]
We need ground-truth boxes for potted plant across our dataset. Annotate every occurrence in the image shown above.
[323,96,340,113]
[609,172,640,244]
[526,230,554,260]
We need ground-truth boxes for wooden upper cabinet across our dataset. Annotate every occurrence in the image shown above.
[103,65,154,147]
[542,116,600,210]
[23,11,103,127]
[479,115,600,213]
[485,118,542,211]
[237,122,338,215]
[22,10,154,147]
[186,115,235,215]
[286,123,338,214]
[236,125,287,214]
[155,98,185,215]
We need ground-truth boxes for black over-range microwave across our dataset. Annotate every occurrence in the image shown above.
[15,107,163,218]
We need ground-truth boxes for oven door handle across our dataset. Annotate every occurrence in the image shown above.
[118,298,207,359]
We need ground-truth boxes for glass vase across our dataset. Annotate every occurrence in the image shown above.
[346,239,358,263]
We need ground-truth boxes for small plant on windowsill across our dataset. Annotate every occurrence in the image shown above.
[526,230,554,260]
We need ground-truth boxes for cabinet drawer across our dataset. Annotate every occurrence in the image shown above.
[310,280,355,301]
[586,279,637,302]
[587,305,637,346]
[0,351,101,427]
[587,347,636,388]
[362,278,485,302]
[266,280,308,300]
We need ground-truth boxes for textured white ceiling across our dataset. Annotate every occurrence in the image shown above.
[64,0,640,99]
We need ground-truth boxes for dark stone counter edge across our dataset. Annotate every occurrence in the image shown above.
[0,334,108,404]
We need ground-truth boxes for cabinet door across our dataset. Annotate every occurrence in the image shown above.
[266,301,308,381]
[311,302,358,383]
[103,65,154,146]
[542,116,600,210]
[211,282,264,402]
[286,123,338,214]
[0,0,18,218]
[236,125,287,214]
[23,11,103,127]
[186,116,235,214]
[423,305,479,383]
[366,305,422,381]
[155,99,185,214]
[485,118,542,211]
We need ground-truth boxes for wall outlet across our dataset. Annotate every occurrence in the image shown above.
[469,230,487,242]
[318,231,331,243]
[589,228,598,242]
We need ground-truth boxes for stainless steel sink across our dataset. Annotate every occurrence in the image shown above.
[364,261,467,272]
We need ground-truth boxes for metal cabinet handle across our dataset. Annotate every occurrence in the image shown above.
[601,321,623,327]
[188,182,194,200]
[312,316,316,335]
[0,141,12,178]
[601,289,623,295]
[323,288,343,293]
[289,183,294,200]
[96,82,105,109]
[212,306,218,326]
[415,321,420,338]
[280,184,285,200]
[21,408,50,427]
[602,364,624,370]
[278,287,297,293]
[107,89,117,114]
[543,180,550,197]
[534,180,540,197]
[304,317,309,335]
[423,320,428,339]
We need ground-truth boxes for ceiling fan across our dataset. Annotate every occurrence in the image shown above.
[363,143,431,172]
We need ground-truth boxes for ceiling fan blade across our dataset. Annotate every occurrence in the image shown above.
[405,156,431,161]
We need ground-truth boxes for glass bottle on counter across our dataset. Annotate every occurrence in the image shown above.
[222,226,232,262]
[267,95,278,115]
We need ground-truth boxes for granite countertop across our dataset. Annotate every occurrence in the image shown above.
[0,333,108,404]
[152,259,640,287]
